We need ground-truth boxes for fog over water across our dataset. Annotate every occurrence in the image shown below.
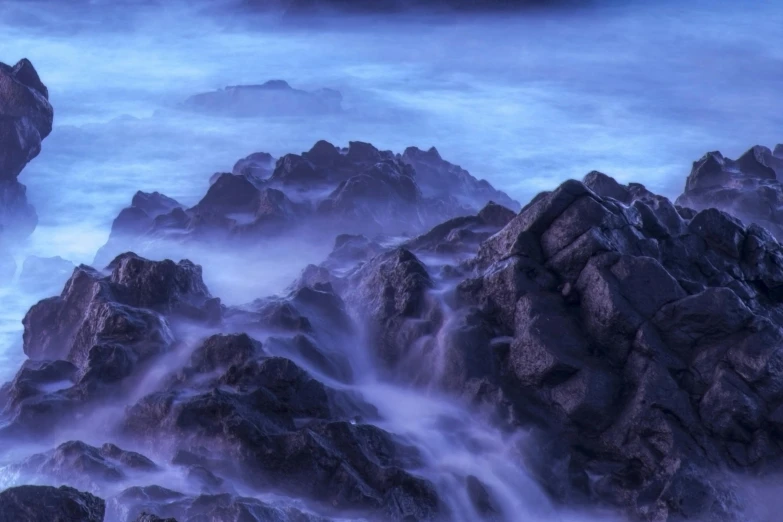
[1,1,782,519]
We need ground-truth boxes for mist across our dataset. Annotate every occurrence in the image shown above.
[1,1,782,520]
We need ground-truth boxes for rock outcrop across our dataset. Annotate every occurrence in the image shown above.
[676,144,783,240]
[95,140,518,266]
[0,485,105,522]
[0,58,53,239]
[1,251,441,521]
[181,81,342,117]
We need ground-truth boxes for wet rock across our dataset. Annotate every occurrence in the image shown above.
[98,140,516,263]
[115,488,329,522]
[343,248,436,369]
[676,143,783,240]
[0,485,105,522]
[15,440,157,489]
[231,151,274,184]
[0,58,53,239]
[123,331,438,520]
[401,144,521,211]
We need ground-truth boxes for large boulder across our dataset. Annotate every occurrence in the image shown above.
[1,253,219,438]
[676,144,783,240]
[0,58,53,239]
[123,333,440,520]
[0,485,105,522]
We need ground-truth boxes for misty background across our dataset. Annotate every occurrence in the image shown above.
[0,0,781,379]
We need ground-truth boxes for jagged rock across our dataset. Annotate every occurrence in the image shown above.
[180,81,342,117]
[97,140,516,264]
[0,59,52,180]
[0,485,105,522]
[0,58,53,239]
[230,151,274,184]
[1,253,218,437]
[122,332,439,520]
[402,146,520,211]
[404,201,516,255]
[415,170,783,520]
[14,440,157,489]
[676,144,783,240]
[343,248,437,370]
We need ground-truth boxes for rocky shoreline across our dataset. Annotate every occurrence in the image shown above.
[3,59,783,522]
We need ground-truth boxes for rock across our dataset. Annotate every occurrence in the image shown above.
[0,58,53,239]
[2,253,218,437]
[180,81,342,117]
[134,514,178,522]
[402,146,520,211]
[343,248,436,370]
[0,485,105,522]
[98,140,516,263]
[0,59,52,180]
[14,440,157,489]
[123,330,438,520]
[230,151,274,184]
[408,170,783,520]
[676,143,783,241]
[114,489,329,522]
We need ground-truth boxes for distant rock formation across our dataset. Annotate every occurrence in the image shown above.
[676,144,783,239]
[95,139,519,266]
[180,80,342,117]
[0,58,53,240]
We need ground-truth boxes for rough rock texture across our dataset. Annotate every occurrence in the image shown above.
[96,140,518,266]
[1,250,441,521]
[360,170,783,521]
[181,81,342,117]
[676,144,783,239]
[13,440,157,490]
[1,253,218,438]
[0,58,53,239]
[0,485,105,522]
[122,332,439,520]
[402,146,520,212]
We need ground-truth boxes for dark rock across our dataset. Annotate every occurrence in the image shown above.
[123,331,438,520]
[0,59,53,180]
[402,145,520,211]
[0,485,105,522]
[231,151,274,184]
[115,489,329,522]
[98,140,516,264]
[0,58,53,239]
[134,514,178,522]
[676,143,783,241]
[14,440,157,488]
[343,248,436,369]
[3,253,218,437]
